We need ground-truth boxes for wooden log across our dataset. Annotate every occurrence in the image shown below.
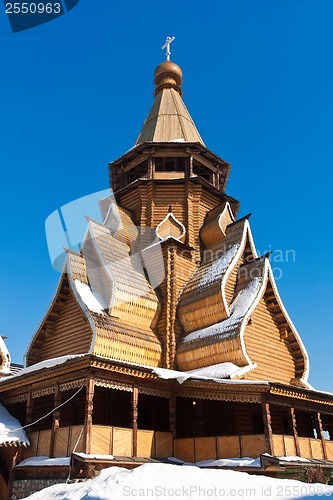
[290,407,301,457]
[314,412,328,460]
[83,372,95,455]
[261,397,274,455]
[132,385,138,457]
[50,384,61,458]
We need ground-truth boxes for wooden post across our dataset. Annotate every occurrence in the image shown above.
[50,385,61,458]
[290,407,301,457]
[25,389,34,430]
[84,372,95,455]
[189,155,194,177]
[132,385,138,457]
[314,412,328,459]
[261,396,274,455]
[169,394,176,438]
[148,156,153,179]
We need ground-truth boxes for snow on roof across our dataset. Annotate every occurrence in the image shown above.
[0,403,29,447]
[182,275,263,344]
[74,279,107,314]
[0,335,11,375]
[0,354,85,383]
[152,363,267,385]
[17,456,70,467]
[197,244,239,288]
[19,462,333,500]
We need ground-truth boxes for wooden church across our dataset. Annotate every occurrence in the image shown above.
[1,47,333,492]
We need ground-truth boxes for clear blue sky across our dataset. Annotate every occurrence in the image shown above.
[0,0,332,391]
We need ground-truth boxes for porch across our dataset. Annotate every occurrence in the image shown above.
[22,425,333,462]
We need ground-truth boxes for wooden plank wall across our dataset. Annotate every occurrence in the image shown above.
[244,294,296,384]
[38,286,92,363]
[326,441,333,460]
[174,435,265,462]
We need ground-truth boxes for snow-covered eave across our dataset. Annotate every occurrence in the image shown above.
[81,221,117,317]
[237,258,269,368]
[0,354,89,387]
[221,218,259,318]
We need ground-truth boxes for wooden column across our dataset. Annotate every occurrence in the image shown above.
[290,407,301,457]
[50,385,61,458]
[84,372,95,455]
[189,155,194,177]
[132,385,138,457]
[148,156,153,179]
[25,389,34,430]
[169,394,176,438]
[314,412,328,459]
[261,396,274,455]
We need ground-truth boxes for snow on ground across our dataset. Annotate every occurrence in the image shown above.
[22,462,333,500]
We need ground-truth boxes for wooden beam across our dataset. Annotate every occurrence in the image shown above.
[50,384,61,458]
[25,389,34,430]
[314,412,328,459]
[169,393,176,438]
[83,372,95,455]
[290,407,301,457]
[261,396,274,455]
[132,384,138,457]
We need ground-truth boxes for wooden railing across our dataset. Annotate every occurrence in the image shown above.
[174,435,266,462]
[25,426,173,459]
[24,428,333,462]
[273,434,333,460]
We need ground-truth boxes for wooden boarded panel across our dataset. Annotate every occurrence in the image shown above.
[69,426,84,454]
[217,436,241,458]
[113,427,132,456]
[241,435,265,458]
[91,426,112,455]
[310,439,324,460]
[54,427,70,457]
[195,437,217,462]
[174,438,195,462]
[299,438,312,459]
[272,435,285,457]
[154,432,173,458]
[283,436,296,456]
[37,430,52,456]
[25,432,39,458]
[137,430,154,457]
[325,441,333,460]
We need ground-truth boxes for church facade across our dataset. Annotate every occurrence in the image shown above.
[1,55,333,490]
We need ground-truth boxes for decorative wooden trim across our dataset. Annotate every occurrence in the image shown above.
[95,378,133,392]
[60,379,86,392]
[5,394,28,404]
[175,390,261,403]
[32,387,55,398]
[138,386,170,398]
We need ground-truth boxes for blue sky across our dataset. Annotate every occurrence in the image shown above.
[0,0,332,391]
